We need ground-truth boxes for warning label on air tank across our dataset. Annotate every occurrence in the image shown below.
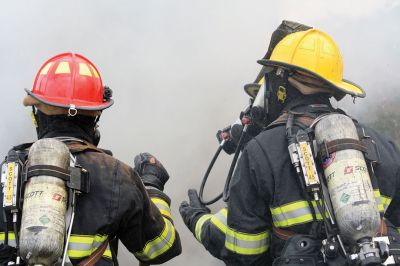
[21,182,67,234]
[323,157,380,242]
[323,158,374,209]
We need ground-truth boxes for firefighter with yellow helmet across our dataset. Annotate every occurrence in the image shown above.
[0,53,181,265]
[180,22,400,265]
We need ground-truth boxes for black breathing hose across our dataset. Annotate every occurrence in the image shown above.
[222,125,249,202]
[199,123,249,205]
[199,144,224,205]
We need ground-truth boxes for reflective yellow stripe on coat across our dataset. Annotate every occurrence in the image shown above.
[272,190,392,228]
[0,232,16,247]
[134,217,176,261]
[1,232,111,259]
[271,200,329,227]
[374,189,391,213]
[195,208,270,255]
[68,234,112,259]
[151,197,172,220]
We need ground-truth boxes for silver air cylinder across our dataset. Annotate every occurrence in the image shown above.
[314,114,380,244]
[20,138,69,265]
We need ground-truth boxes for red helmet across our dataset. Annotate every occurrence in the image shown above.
[26,52,113,111]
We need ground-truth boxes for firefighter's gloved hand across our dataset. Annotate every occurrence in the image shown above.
[134,152,169,191]
[180,189,211,233]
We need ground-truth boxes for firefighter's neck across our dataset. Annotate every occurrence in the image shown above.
[283,93,332,112]
[35,110,96,144]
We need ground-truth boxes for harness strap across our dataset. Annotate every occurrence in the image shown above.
[273,220,389,241]
[10,140,105,155]
[272,227,297,241]
[267,112,315,130]
[319,138,368,160]
[377,219,388,237]
[27,165,70,181]
[77,238,109,266]
[66,142,105,154]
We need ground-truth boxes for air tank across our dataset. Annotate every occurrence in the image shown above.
[19,138,69,265]
[314,114,380,244]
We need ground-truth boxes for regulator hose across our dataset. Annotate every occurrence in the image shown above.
[223,124,248,202]
[199,144,224,205]
[199,124,249,205]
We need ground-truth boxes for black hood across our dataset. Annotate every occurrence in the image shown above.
[266,72,332,123]
[34,110,98,144]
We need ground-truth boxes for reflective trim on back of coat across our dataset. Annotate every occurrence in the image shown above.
[270,189,392,228]
[68,234,112,259]
[0,232,112,261]
[195,208,270,255]
[0,232,16,247]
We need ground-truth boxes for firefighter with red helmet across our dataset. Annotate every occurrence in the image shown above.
[0,53,181,265]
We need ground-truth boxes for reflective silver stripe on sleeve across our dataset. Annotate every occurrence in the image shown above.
[135,218,176,261]
[207,208,270,255]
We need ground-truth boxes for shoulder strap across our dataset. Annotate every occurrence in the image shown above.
[9,139,106,155]
[66,142,106,154]
[12,142,33,151]
[266,111,316,130]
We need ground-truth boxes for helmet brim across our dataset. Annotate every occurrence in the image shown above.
[244,83,261,98]
[25,89,114,111]
[257,59,366,98]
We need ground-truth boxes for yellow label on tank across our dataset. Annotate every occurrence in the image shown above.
[5,163,15,205]
[300,143,317,185]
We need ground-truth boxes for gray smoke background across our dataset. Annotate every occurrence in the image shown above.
[1,1,399,265]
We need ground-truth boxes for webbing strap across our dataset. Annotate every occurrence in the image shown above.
[267,112,315,130]
[77,238,109,266]
[273,219,388,240]
[272,227,296,241]
[27,164,70,181]
[320,138,368,160]
[66,142,105,154]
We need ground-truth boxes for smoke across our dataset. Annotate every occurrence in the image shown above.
[1,1,399,265]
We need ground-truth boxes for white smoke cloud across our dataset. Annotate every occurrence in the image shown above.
[0,1,399,265]
[279,0,400,21]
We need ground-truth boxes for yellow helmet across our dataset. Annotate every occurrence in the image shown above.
[258,29,365,98]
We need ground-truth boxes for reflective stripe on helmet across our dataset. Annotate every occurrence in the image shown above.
[67,234,112,259]
[134,217,176,261]
[151,197,172,220]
